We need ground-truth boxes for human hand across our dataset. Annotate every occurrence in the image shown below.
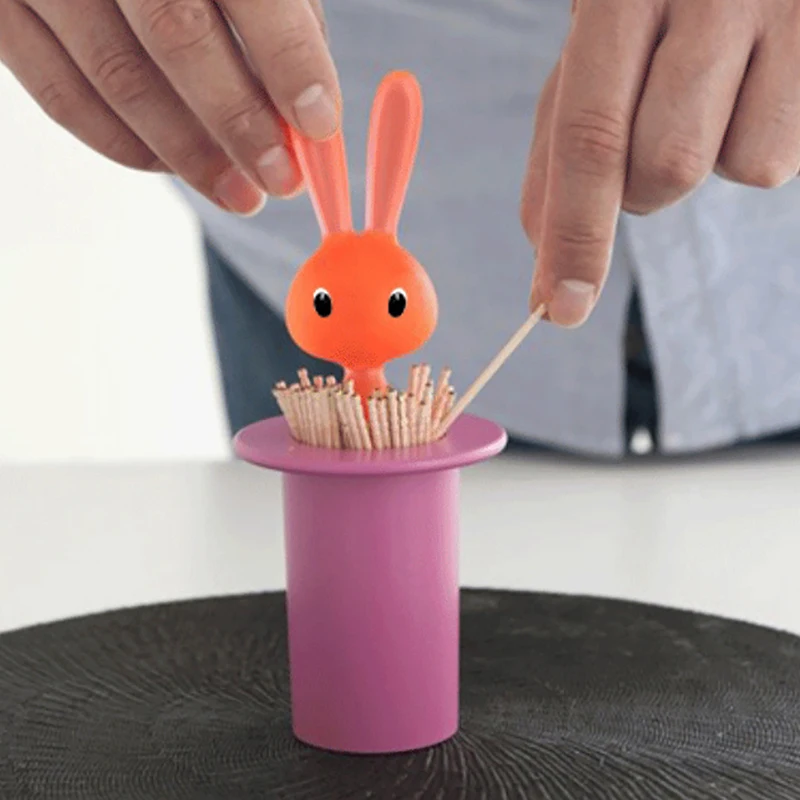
[0,0,338,214]
[522,0,800,327]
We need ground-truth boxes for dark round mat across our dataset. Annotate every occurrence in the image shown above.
[1,590,800,800]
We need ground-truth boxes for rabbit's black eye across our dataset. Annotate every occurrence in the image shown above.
[313,288,332,318]
[388,288,407,318]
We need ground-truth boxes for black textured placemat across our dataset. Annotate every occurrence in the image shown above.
[1,590,800,799]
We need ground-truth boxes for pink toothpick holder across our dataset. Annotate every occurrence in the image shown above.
[234,413,506,754]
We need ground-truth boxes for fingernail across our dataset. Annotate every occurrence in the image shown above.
[293,84,338,139]
[548,279,596,328]
[213,168,266,216]
[257,145,301,196]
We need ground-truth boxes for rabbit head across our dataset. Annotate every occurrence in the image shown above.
[285,71,438,381]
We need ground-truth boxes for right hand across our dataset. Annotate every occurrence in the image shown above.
[0,0,340,214]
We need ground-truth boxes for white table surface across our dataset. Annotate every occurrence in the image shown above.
[2,447,799,637]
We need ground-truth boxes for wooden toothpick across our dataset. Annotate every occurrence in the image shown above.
[308,388,320,447]
[398,392,410,448]
[436,305,546,437]
[388,388,400,448]
[354,396,373,450]
[418,364,431,397]
[433,367,451,410]
[368,394,382,450]
[344,388,361,449]
[328,384,342,449]
[408,364,419,398]
[419,401,430,444]
[335,389,353,449]
[295,388,310,444]
[378,397,391,448]
[320,386,333,448]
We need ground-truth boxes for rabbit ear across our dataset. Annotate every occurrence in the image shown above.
[364,71,422,235]
[288,126,353,237]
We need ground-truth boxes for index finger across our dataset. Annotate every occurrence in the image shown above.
[121,0,301,196]
[532,0,661,327]
[222,0,340,140]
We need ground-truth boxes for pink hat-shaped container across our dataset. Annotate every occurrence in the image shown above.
[234,413,507,754]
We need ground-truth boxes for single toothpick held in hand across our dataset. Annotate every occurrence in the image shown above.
[436,304,546,438]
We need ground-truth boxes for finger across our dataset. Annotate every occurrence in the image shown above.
[32,0,263,213]
[624,2,754,214]
[520,61,560,250]
[221,0,341,140]
[532,0,662,326]
[0,0,160,170]
[120,0,301,197]
[718,23,800,188]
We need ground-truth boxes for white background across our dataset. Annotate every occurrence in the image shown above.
[0,68,229,463]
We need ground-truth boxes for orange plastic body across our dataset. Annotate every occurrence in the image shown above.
[285,71,438,405]
[286,231,437,398]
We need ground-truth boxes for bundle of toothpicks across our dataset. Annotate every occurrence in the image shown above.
[272,365,456,450]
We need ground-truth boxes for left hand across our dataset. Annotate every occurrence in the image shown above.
[523,0,800,327]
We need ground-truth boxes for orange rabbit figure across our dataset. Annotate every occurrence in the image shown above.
[285,71,438,407]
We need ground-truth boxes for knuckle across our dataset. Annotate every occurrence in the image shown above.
[90,46,150,107]
[102,130,159,170]
[646,137,709,193]
[719,156,793,189]
[139,0,217,59]
[266,24,316,78]
[36,79,83,127]
[164,137,221,184]
[621,195,656,217]
[216,95,273,141]
[550,219,609,255]
[559,108,628,176]
[768,99,798,133]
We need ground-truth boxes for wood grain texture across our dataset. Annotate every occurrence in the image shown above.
[1,590,800,799]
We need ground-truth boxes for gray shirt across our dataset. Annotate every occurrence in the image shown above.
[175,0,800,456]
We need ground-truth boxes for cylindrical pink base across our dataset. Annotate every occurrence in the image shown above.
[284,469,460,753]
[234,414,506,755]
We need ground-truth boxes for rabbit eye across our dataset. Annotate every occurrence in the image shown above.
[388,288,407,318]
[313,288,332,318]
